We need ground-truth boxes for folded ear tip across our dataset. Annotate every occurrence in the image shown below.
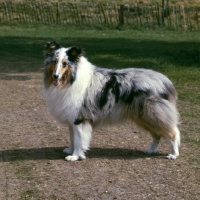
[45,41,60,51]
[46,41,59,46]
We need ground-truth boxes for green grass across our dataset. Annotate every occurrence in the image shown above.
[0,24,200,147]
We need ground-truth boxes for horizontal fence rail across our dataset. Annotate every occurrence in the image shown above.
[0,1,200,30]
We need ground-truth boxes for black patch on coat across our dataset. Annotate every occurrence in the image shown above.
[74,118,84,125]
[120,85,150,104]
[138,99,145,118]
[70,74,76,85]
[98,74,121,109]
[160,93,169,100]
[120,85,150,118]
[69,67,77,85]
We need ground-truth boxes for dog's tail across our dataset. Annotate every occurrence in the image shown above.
[140,96,179,134]
[165,81,178,105]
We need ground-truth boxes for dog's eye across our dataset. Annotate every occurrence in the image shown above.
[63,62,67,67]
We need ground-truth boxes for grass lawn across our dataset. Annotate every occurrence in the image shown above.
[0,24,200,199]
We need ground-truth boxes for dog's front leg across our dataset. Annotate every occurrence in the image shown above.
[65,124,86,161]
[63,125,74,154]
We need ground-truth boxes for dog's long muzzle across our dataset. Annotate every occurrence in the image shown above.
[53,74,60,86]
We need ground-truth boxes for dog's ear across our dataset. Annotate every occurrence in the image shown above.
[66,47,84,63]
[45,41,60,56]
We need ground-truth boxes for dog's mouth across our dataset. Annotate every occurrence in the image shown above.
[53,79,61,86]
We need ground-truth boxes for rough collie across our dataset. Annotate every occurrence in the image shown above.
[43,41,180,161]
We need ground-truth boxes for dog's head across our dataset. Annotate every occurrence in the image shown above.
[44,41,84,88]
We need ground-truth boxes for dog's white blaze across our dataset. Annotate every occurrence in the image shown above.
[55,48,67,78]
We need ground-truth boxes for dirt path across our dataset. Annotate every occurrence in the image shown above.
[0,72,200,200]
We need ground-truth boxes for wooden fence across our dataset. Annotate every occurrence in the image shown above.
[0,1,200,30]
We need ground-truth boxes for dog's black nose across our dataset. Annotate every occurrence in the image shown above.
[53,74,59,80]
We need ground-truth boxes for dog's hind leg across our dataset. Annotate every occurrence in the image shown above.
[143,134,161,154]
[63,125,74,154]
[135,119,161,154]
[166,126,180,160]
[137,97,180,159]
[81,121,92,152]
[65,122,92,161]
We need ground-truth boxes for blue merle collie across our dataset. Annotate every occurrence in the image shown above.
[43,41,180,161]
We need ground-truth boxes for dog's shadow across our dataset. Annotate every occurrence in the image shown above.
[0,147,166,162]
[87,147,165,159]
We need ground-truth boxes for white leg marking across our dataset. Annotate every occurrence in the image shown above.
[65,123,92,161]
[144,136,160,154]
[63,125,74,154]
[81,122,92,152]
[166,127,180,160]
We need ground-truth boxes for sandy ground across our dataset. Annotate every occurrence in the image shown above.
[0,71,200,200]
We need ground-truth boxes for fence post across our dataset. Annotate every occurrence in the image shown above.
[156,3,160,25]
[162,0,164,25]
[118,4,124,26]
[56,2,59,24]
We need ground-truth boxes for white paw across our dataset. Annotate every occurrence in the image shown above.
[79,154,86,160]
[65,155,79,161]
[63,147,73,154]
[65,155,86,161]
[166,154,178,160]
[143,148,157,154]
